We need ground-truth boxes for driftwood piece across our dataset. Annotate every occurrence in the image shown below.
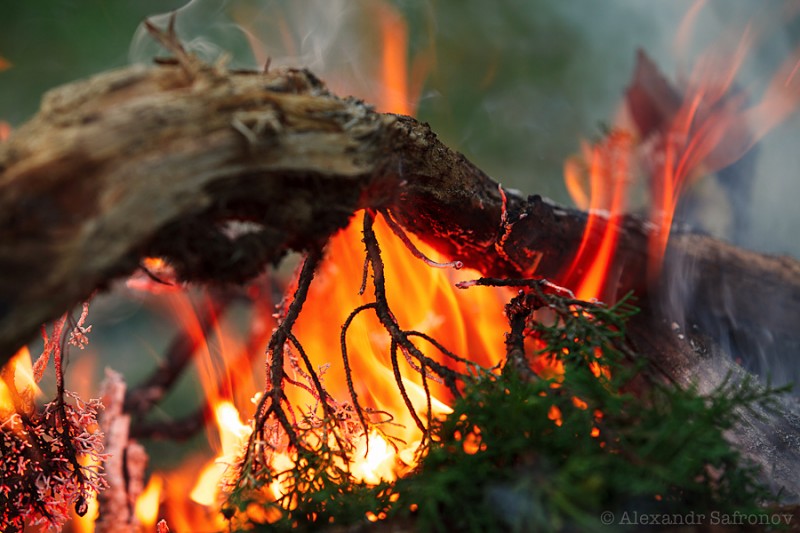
[1,59,798,367]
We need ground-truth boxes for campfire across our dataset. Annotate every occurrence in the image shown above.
[2,2,800,532]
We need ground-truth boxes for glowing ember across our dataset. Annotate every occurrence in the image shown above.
[547,405,563,427]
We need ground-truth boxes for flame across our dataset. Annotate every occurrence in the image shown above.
[135,474,164,529]
[190,401,252,507]
[232,0,431,117]
[136,211,507,528]
[647,28,800,277]
[138,288,269,530]
[376,2,411,115]
[351,430,397,485]
[563,5,800,300]
[131,4,454,527]
[0,347,41,414]
[291,214,507,457]
[562,133,633,301]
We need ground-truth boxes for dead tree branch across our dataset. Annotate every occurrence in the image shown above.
[0,48,799,500]
[0,60,797,367]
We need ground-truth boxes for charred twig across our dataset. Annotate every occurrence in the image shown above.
[379,209,463,270]
[389,339,426,434]
[456,277,576,300]
[52,305,96,517]
[502,292,541,380]
[363,210,466,397]
[124,293,231,416]
[246,249,323,460]
[339,303,377,439]
[130,407,208,441]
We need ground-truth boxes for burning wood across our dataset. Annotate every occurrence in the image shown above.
[1,9,800,532]
[0,43,798,368]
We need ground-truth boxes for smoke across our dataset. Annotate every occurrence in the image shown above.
[643,2,800,390]
[129,0,431,110]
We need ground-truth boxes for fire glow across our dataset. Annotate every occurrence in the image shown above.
[3,2,800,531]
[563,5,800,302]
[132,214,509,529]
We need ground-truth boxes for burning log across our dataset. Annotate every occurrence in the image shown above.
[1,30,800,516]
[0,54,798,366]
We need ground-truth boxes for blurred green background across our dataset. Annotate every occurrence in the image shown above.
[0,0,673,203]
[3,0,799,227]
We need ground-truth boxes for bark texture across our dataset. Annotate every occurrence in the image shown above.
[1,51,800,507]
[1,59,798,367]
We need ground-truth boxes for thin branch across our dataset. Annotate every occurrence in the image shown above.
[339,303,378,442]
[363,210,464,397]
[124,293,231,416]
[389,339,426,434]
[379,209,463,270]
[248,249,322,454]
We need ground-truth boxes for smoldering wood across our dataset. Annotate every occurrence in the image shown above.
[1,60,797,364]
[1,57,799,498]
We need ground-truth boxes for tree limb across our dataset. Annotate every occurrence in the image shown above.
[1,60,798,367]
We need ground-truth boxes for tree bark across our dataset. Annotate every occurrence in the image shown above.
[1,59,798,367]
[2,54,800,501]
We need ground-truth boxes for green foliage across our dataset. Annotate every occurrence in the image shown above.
[392,295,775,532]
[228,293,778,532]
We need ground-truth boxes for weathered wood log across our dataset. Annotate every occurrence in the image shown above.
[1,48,800,504]
[1,58,798,368]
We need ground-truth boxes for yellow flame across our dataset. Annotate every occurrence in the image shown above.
[135,474,164,528]
[351,431,397,485]
[190,401,251,506]
[0,347,41,414]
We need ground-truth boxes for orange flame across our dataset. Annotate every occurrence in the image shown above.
[0,347,41,414]
[135,474,164,529]
[564,6,800,300]
[562,133,633,301]
[291,214,507,452]
[190,401,252,507]
[136,213,508,528]
[376,3,411,115]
